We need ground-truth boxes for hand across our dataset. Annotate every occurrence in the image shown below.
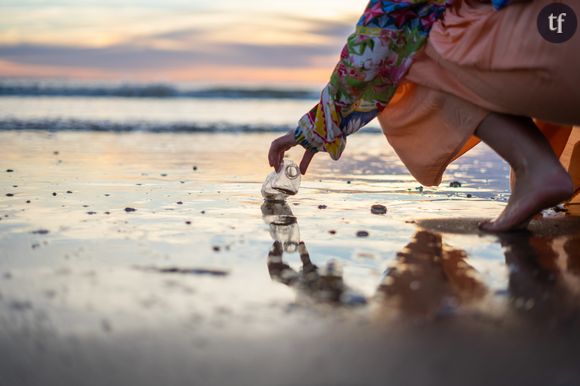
[268,132,317,175]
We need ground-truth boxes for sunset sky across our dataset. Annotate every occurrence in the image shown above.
[0,0,365,86]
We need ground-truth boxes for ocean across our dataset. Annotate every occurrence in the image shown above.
[0,79,355,133]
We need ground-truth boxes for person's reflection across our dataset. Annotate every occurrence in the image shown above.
[262,202,580,323]
[376,231,487,319]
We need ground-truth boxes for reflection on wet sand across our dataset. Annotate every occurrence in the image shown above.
[263,203,580,326]
[501,232,580,326]
[262,201,365,305]
[377,231,487,320]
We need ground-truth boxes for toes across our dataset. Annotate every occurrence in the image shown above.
[478,220,497,232]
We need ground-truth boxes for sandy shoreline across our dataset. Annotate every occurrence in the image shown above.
[1,131,580,386]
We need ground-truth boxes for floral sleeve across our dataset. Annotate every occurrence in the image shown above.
[294,0,450,160]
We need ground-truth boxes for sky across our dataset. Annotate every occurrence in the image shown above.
[0,0,365,86]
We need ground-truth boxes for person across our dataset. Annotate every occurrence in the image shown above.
[268,0,580,232]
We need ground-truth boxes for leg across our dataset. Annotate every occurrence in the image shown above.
[475,113,573,232]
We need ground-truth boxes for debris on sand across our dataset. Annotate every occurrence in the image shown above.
[31,229,50,235]
[124,207,137,212]
[136,266,228,277]
[356,230,370,238]
[449,181,462,188]
[6,169,14,173]
[318,205,328,210]
[371,204,387,215]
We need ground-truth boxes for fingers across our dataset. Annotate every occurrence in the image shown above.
[299,149,316,175]
[268,133,297,172]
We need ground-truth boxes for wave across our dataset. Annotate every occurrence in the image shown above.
[0,118,294,133]
[0,81,319,100]
[0,118,382,134]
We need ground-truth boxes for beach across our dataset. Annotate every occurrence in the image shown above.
[1,128,580,386]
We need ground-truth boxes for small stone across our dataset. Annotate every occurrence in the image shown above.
[466,194,472,198]
[176,201,183,205]
[318,205,327,210]
[66,191,73,194]
[26,200,31,204]
[371,204,387,215]
[104,211,111,215]
[6,169,13,173]
[124,207,137,212]
[201,210,205,214]
[212,246,221,252]
[193,166,198,171]
[356,230,369,238]
[53,151,59,155]
[449,181,462,188]
[52,192,57,196]
[31,229,50,235]
[185,221,191,225]
[5,193,14,197]
[161,173,167,177]
[86,211,97,215]
[346,180,351,184]
[329,230,336,235]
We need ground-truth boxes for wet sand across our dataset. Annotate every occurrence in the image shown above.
[1,131,580,386]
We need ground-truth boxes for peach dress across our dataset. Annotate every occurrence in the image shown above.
[378,0,580,204]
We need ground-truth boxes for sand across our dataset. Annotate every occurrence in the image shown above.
[1,130,580,386]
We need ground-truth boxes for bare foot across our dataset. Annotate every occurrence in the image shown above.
[480,164,573,232]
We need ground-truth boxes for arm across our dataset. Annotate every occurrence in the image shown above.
[269,0,449,173]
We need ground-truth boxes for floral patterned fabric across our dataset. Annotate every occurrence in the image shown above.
[294,0,451,160]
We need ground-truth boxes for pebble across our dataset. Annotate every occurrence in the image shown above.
[66,191,73,194]
[356,230,370,238]
[318,205,327,210]
[52,192,57,196]
[371,204,387,215]
[5,193,14,197]
[193,166,198,171]
[201,210,206,214]
[185,221,191,225]
[466,194,472,198]
[329,230,336,235]
[176,201,183,205]
[31,229,50,235]
[449,181,462,188]
[86,211,97,215]
[124,207,137,212]
[6,169,13,173]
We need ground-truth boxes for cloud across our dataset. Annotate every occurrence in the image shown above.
[0,40,341,72]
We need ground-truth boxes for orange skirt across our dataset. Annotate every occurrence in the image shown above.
[378,0,580,204]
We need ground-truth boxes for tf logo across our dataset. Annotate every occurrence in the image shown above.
[537,3,577,43]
